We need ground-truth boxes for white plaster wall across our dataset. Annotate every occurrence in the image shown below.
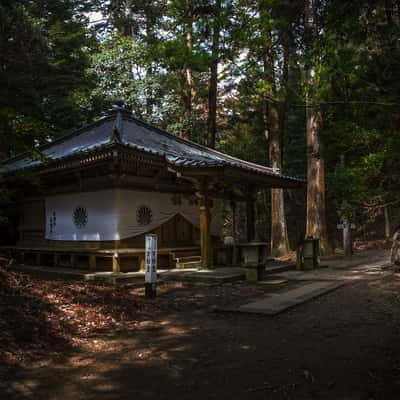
[45,190,119,241]
[45,189,222,241]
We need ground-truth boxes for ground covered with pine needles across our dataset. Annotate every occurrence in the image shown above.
[2,257,400,399]
[0,262,266,377]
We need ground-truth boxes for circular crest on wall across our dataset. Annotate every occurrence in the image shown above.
[136,205,152,226]
[73,206,88,229]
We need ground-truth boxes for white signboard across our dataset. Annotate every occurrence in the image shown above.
[145,234,158,284]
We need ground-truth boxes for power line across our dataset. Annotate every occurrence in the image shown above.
[294,100,400,107]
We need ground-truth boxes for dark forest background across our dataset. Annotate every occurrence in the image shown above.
[1,0,400,252]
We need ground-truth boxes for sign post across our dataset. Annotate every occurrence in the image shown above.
[145,234,157,298]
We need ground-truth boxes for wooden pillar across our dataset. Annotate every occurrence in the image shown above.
[89,255,96,272]
[246,187,256,242]
[112,252,120,273]
[199,194,212,269]
[138,254,145,271]
[113,238,121,272]
[230,198,238,265]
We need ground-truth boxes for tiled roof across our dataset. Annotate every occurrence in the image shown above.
[0,106,304,185]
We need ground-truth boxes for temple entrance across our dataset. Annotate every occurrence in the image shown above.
[160,214,196,246]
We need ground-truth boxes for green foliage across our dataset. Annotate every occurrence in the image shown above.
[0,0,98,230]
[90,33,151,117]
[319,0,400,216]
[0,0,97,158]
[2,0,400,237]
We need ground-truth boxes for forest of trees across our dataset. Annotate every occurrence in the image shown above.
[1,0,400,254]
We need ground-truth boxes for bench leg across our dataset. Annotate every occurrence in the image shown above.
[53,254,59,267]
[36,253,41,266]
[70,255,76,268]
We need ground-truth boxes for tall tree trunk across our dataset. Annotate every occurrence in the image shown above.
[385,0,394,25]
[183,0,194,139]
[207,0,221,149]
[146,63,153,118]
[110,0,134,37]
[123,0,133,36]
[304,0,331,254]
[262,28,290,256]
[145,12,154,119]
[268,100,290,256]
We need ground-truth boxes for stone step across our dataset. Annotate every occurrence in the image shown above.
[170,250,201,259]
[176,260,202,269]
[264,263,295,275]
[176,256,202,263]
[162,268,245,284]
[170,250,201,269]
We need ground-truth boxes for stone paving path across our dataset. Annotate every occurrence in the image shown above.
[234,280,346,315]
[278,251,392,282]
[219,250,392,315]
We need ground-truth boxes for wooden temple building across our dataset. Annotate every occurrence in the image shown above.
[0,103,304,273]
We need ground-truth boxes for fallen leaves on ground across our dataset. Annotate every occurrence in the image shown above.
[0,262,267,372]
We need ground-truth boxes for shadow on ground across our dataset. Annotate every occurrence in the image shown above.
[3,269,400,400]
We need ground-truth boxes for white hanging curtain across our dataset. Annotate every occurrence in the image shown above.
[45,189,222,241]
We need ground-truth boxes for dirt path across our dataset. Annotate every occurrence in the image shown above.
[3,251,400,400]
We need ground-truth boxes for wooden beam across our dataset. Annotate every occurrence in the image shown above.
[176,165,303,189]
[44,174,195,196]
[224,167,304,189]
